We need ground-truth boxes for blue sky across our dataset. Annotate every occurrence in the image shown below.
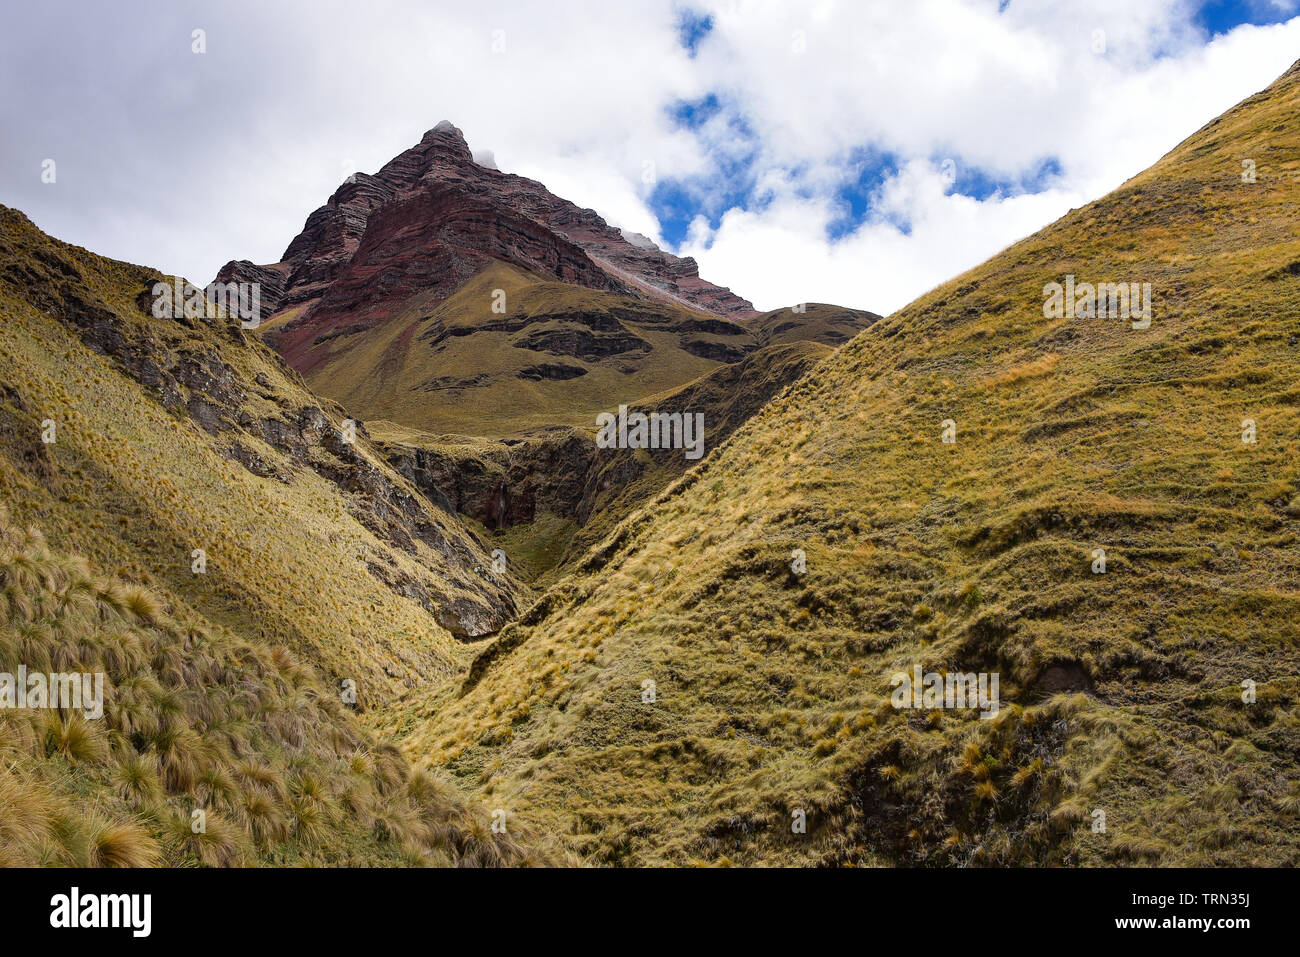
[1195,0,1299,33]
[676,7,715,56]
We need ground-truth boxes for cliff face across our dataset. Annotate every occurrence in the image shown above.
[217,122,757,342]
[380,339,838,582]
[266,183,623,374]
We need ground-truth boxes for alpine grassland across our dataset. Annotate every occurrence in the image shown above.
[388,60,1300,866]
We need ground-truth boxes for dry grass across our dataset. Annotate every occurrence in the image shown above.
[0,207,525,705]
[0,204,559,866]
[0,505,557,866]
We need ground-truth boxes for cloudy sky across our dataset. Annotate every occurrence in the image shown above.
[2,0,1298,314]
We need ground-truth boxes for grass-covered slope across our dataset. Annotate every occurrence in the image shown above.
[743,302,881,348]
[270,260,755,439]
[0,207,555,865]
[0,510,547,866]
[0,205,524,699]
[397,61,1300,866]
[543,339,843,579]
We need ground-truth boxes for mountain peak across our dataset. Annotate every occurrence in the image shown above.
[217,129,758,323]
[421,120,471,154]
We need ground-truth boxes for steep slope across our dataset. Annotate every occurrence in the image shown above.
[264,191,627,378]
[0,206,523,675]
[0,206,555,865]
[0,511,545,866]
[393,61,1300,866]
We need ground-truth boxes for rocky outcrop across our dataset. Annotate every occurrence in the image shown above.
[268,183,624,373]
[216,121,757,343]
[211,260,290,317]
[0,382,60,490]
[437,596,507,639]
[387,430,601,533]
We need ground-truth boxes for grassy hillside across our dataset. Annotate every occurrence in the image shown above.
[376,339,838,586]
[273,261,754,439]
[0,206,525,699]
[390,61,1300,866]
[547,340,842,579]
[744,302,882,348]
[0,206,556,865]
[0,509,548,866]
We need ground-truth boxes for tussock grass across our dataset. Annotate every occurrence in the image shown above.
[0,204,525,706]
[0,505,555,866]
[0,197,565,866]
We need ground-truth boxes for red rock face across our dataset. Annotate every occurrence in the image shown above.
[216,122,757,352]
[269,183,623,374]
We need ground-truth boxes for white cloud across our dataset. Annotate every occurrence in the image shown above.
[1,0,1297,316]
[687,161,1085,315]
[678,1,1300,311]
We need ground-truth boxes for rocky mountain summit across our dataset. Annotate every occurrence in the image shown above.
[217,121,756,353]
